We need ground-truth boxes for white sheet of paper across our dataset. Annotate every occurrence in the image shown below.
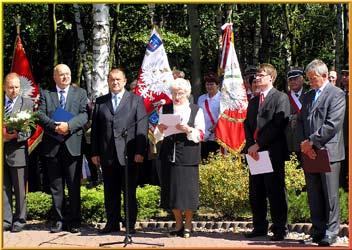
[245,151,274,175]
[159,114,182,137]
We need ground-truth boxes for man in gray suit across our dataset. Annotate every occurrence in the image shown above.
[298,59,346,246]
[91,68,148,234]
[38,64,88,233]
[3,73,33,232]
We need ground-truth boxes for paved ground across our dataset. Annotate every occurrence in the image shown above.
[2,221,349,248]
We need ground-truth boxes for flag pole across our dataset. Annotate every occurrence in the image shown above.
[14,14,21,35]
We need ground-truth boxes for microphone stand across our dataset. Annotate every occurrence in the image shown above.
[99,104,164,248]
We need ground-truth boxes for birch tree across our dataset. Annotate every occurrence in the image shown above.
[92,4,110,100]
[73,4,92,100]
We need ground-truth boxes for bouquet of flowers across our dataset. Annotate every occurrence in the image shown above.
[3,110,37,133]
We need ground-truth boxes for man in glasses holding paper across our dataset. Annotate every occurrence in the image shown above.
[243,63,290,241]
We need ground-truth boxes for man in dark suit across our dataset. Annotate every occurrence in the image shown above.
[243,63,290,241]
[298,59,346,246]
[38,64,88,233]
[3,73,33,232]
[285,68,306,163]
[91,68,148,234]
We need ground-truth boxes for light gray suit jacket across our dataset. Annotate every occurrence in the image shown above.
[38,85,88,157]
[297,82,346,162]
[4,96,33,167]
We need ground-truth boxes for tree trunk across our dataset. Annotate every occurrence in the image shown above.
[253,5,260,65]
[187,4,202,101]
[92,4,110,100]
[335,4,342,71]
[73,4,92,99]
[48,4,58,69]
[109,4,120,69]
[259,4,270,63]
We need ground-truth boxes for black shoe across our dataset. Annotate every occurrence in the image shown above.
[98,224,120,234]
[168,227,184,237]
[270,233,286,241]
[69,226,81,234]
[11,222,25,233]
[318,235,337,246]
[183,229,191,238]
[244,230,267,238]
[299,234,324,245]
[3,223,12,231]
[50,221,63,233]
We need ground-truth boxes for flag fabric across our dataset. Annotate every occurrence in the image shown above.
[11,35,43,154]
[215,23,248,154]
[134,28,173,143]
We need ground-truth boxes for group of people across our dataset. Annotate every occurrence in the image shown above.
[2,59,348,246]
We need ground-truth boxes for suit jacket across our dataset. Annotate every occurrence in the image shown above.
[244,87,290,165]
[91,91,148,166]
[4,96,33,167]
[38,86,88,157]
[297,82,346,162]
[285,91,305,152]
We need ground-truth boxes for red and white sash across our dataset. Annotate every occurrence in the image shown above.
[204,99,216,126]
[288,91,302,113]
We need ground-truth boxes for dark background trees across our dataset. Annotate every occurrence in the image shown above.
[3,3,349,99]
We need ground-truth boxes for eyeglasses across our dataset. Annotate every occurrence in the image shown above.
[172,91,186,98]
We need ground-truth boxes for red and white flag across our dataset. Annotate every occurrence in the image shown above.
[134,28,173,142]
[11,35,43,154]
[215,23,248,154]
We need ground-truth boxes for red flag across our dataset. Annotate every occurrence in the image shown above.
[11,35,43,154]
[134,28,173,143]
[215,23,248,154]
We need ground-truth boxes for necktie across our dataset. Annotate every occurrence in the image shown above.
[259,93,265,106]
[4,99,13,115]
[295,93,299,98]
[113,95,120,112]
[313,89,321,104]
[59,90,65,108]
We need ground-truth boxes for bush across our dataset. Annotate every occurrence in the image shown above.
[288,188,349,224]
[199,153,250,219]
[199,152,306,220]
[26,191,52,220]
[26,184,161,223]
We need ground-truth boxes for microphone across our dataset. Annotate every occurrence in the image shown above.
[152,99,166,107]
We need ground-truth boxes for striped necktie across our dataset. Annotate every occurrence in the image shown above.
[4,99,13,115]
[59,90,65,108]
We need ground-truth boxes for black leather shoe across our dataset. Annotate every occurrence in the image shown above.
[98,224,120,234]
[183,229,191,238]
[318,235,337,246]
[50,221,63,233]
[244,230,267,238]
[168,227,184,237]
[69,226,81,233]
[299,234,324,245]
[11,223,25,233]
[270,233,286,241]
[3,223,12,231]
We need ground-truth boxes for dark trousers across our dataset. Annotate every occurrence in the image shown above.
[305,161,341,236]
[201,141,220,160]
[45,145,81,227]
[3,164,27,225]
[101,158,139,229]
[249,162,288,234]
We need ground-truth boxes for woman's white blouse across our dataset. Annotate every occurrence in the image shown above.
[154,103,205,143]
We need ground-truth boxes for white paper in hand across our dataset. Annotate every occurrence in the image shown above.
[159,114,182,137]
[245,151,273,175]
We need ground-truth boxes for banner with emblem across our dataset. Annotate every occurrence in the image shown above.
[215,23,248,154]
[11,35,43,154]
[134,28,173,143]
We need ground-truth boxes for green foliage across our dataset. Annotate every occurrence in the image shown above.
[26,191,52,220]
[80,185,106,223]
[199,153,250,219]
[288,188,349,224]
[136,185,162,220]
[284,153,306,192]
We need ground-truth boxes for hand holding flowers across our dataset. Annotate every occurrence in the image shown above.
[3,110,37,134]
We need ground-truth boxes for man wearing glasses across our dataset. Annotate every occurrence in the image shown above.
[243,63,290,241]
